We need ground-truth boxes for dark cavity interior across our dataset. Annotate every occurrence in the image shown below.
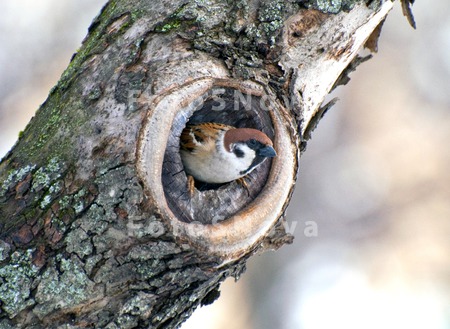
[162,87,274,224]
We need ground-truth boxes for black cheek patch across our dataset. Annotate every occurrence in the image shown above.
[234,148,245,158]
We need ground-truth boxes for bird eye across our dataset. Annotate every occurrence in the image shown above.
[247,138,261,150]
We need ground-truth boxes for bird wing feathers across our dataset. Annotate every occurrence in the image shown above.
[180,122,232,153]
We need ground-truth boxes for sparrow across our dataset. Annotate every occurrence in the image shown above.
[180,122,276,193]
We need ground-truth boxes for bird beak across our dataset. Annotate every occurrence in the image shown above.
[257,145,277,158]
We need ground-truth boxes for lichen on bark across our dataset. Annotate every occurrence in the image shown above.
[0,249,38,317]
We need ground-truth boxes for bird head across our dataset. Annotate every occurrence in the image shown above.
[223,128,276,176]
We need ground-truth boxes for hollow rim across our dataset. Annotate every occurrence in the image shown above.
[137,78,297,262]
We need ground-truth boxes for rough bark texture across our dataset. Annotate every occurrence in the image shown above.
[0,0,394,328]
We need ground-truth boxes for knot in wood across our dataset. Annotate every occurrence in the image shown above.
[137,78,296,260]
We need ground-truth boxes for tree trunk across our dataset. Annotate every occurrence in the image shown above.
[0,0,394,327]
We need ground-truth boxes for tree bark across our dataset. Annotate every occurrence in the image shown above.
[0,0,394,327]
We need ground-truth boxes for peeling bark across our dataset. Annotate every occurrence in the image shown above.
[0,0,395,328]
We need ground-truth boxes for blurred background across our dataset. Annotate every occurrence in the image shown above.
[1,1,449,328]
